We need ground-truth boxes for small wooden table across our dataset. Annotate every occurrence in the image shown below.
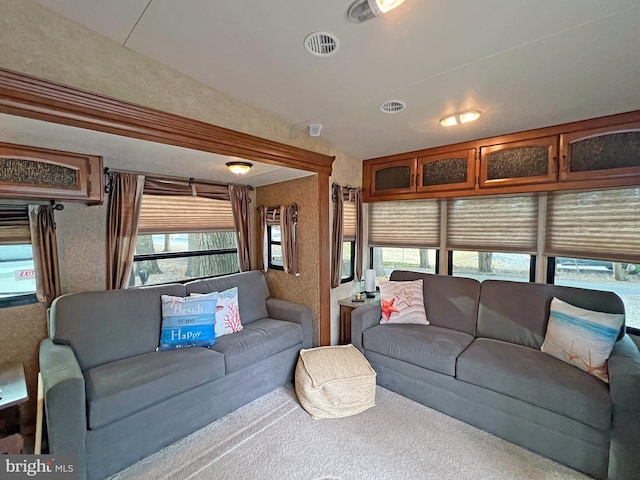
[0,362,28,454]
[338,293,380,345]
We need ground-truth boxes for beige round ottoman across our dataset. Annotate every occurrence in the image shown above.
[295,344,377,419]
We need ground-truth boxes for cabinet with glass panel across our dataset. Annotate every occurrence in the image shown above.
[559,121,640,182]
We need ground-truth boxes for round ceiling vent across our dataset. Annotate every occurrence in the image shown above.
[380,100,406,113]
[304,32,339,57]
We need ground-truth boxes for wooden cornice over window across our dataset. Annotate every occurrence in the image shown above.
[0,67,335,175]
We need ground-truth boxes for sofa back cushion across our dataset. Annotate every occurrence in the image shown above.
[477,280,625,349]
[389,271,480,335]
[50,283,186,371]
[185,270,270,325]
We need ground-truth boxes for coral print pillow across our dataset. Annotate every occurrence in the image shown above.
[541,297,624,383]
[215,287,243,337]
[158,292,218,351]
[379,279,429,325]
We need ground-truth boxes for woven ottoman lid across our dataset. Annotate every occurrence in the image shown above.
[298,344,375,388]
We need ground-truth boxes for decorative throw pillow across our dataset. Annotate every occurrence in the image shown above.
[378,279,429,325]
[158,291,218,351]
[540,297,624,383]
[215,287,243,337]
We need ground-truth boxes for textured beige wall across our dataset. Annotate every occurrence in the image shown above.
[256,176,320,345]
[0,0,363,426]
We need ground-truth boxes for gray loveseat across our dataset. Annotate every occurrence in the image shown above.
[39,270,312,480]
[351,270,640,479]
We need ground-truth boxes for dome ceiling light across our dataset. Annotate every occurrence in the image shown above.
[439,110,482,127]
[348,0,406,23]
[226,161,253,175]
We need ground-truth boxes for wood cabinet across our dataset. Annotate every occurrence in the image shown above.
[0,142,103,204]
[417,148,476,193]
[559,122,640,182]
[367,158,416,197]
[479,136,558,188]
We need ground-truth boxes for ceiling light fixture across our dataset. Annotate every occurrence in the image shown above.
[348,0,406,23]
[439,110,481,127]
[226,161,253,175]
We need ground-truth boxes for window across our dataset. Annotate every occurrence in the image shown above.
[369,200,440,282]
[450,251,534,282]
[268,225,284,270]
[0,205,37,307]
[340,201,356,283]
[446,195,538,283]
[545,187,640,333]
[131,195,239,286]
[370,247,437,282]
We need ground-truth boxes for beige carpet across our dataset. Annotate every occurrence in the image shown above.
[109,386,590,480]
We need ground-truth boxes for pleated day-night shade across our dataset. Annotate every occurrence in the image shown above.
[545,187,640,264]
[0,205,31,245]
[137,195,235,235]
[447,195,539,253]
[343,201,357,242]
[369,200,440,248]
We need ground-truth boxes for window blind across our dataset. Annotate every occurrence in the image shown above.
[137,195,235,234]
[545,187,640,263]
[369,200,440,248]
[0,205,31,245]
[343,201,357,242]
[447,195,538,253]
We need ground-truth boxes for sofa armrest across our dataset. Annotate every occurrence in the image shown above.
[266,297,313,349]
[607,334,640,480]
[39,338,87,479]
[351,301,381,353]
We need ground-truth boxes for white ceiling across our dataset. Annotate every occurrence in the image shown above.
[31,0,640,161]
[0,114,313,187]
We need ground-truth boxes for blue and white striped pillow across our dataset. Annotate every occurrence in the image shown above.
[158,291,218,351]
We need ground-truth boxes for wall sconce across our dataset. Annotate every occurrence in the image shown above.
[439,110,481,127]
[226,161,253,175]
[348,0,406,23]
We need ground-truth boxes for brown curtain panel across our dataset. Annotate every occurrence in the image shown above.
[106,172,145,289]
[354,188,363,282]
[280,205,298,275]
[28,205,61,304]
[258,205,268,272]
[331,184,344,288]
[229,185,251,272]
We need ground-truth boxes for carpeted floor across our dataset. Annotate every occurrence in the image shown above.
[109,386,590,480]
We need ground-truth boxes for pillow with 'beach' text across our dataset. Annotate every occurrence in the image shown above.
[158,291,218,351]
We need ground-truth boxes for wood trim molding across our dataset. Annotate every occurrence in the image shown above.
[0,68,335,174]
[317,172,331,346]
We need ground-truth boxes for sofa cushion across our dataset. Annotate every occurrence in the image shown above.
[50,283,187,370]
[363,324,474,376]
[378,279,428,325]
[456,338,612,431]
[541,298,624,383]
[477,280,625,349]
[158,292,218,351]
[212,318,303,373]
[185,270,270,325]
[85,347,225,429]
[389,271,480,335]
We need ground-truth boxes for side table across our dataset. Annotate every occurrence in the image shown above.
[338,293,380,345]
[0,362,28,454]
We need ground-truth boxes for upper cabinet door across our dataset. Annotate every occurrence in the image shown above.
[417,148,476,193]
[560,123,640,182]
[367,158,417,197]
[479,136,558,188]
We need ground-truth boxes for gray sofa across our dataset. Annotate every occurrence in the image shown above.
[39,270,312,480]
[351,270,640,480]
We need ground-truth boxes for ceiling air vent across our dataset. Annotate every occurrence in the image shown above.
[380,100,406,113]
[304,32,339,57]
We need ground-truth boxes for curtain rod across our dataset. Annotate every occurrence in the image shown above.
[103,167,255,191]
